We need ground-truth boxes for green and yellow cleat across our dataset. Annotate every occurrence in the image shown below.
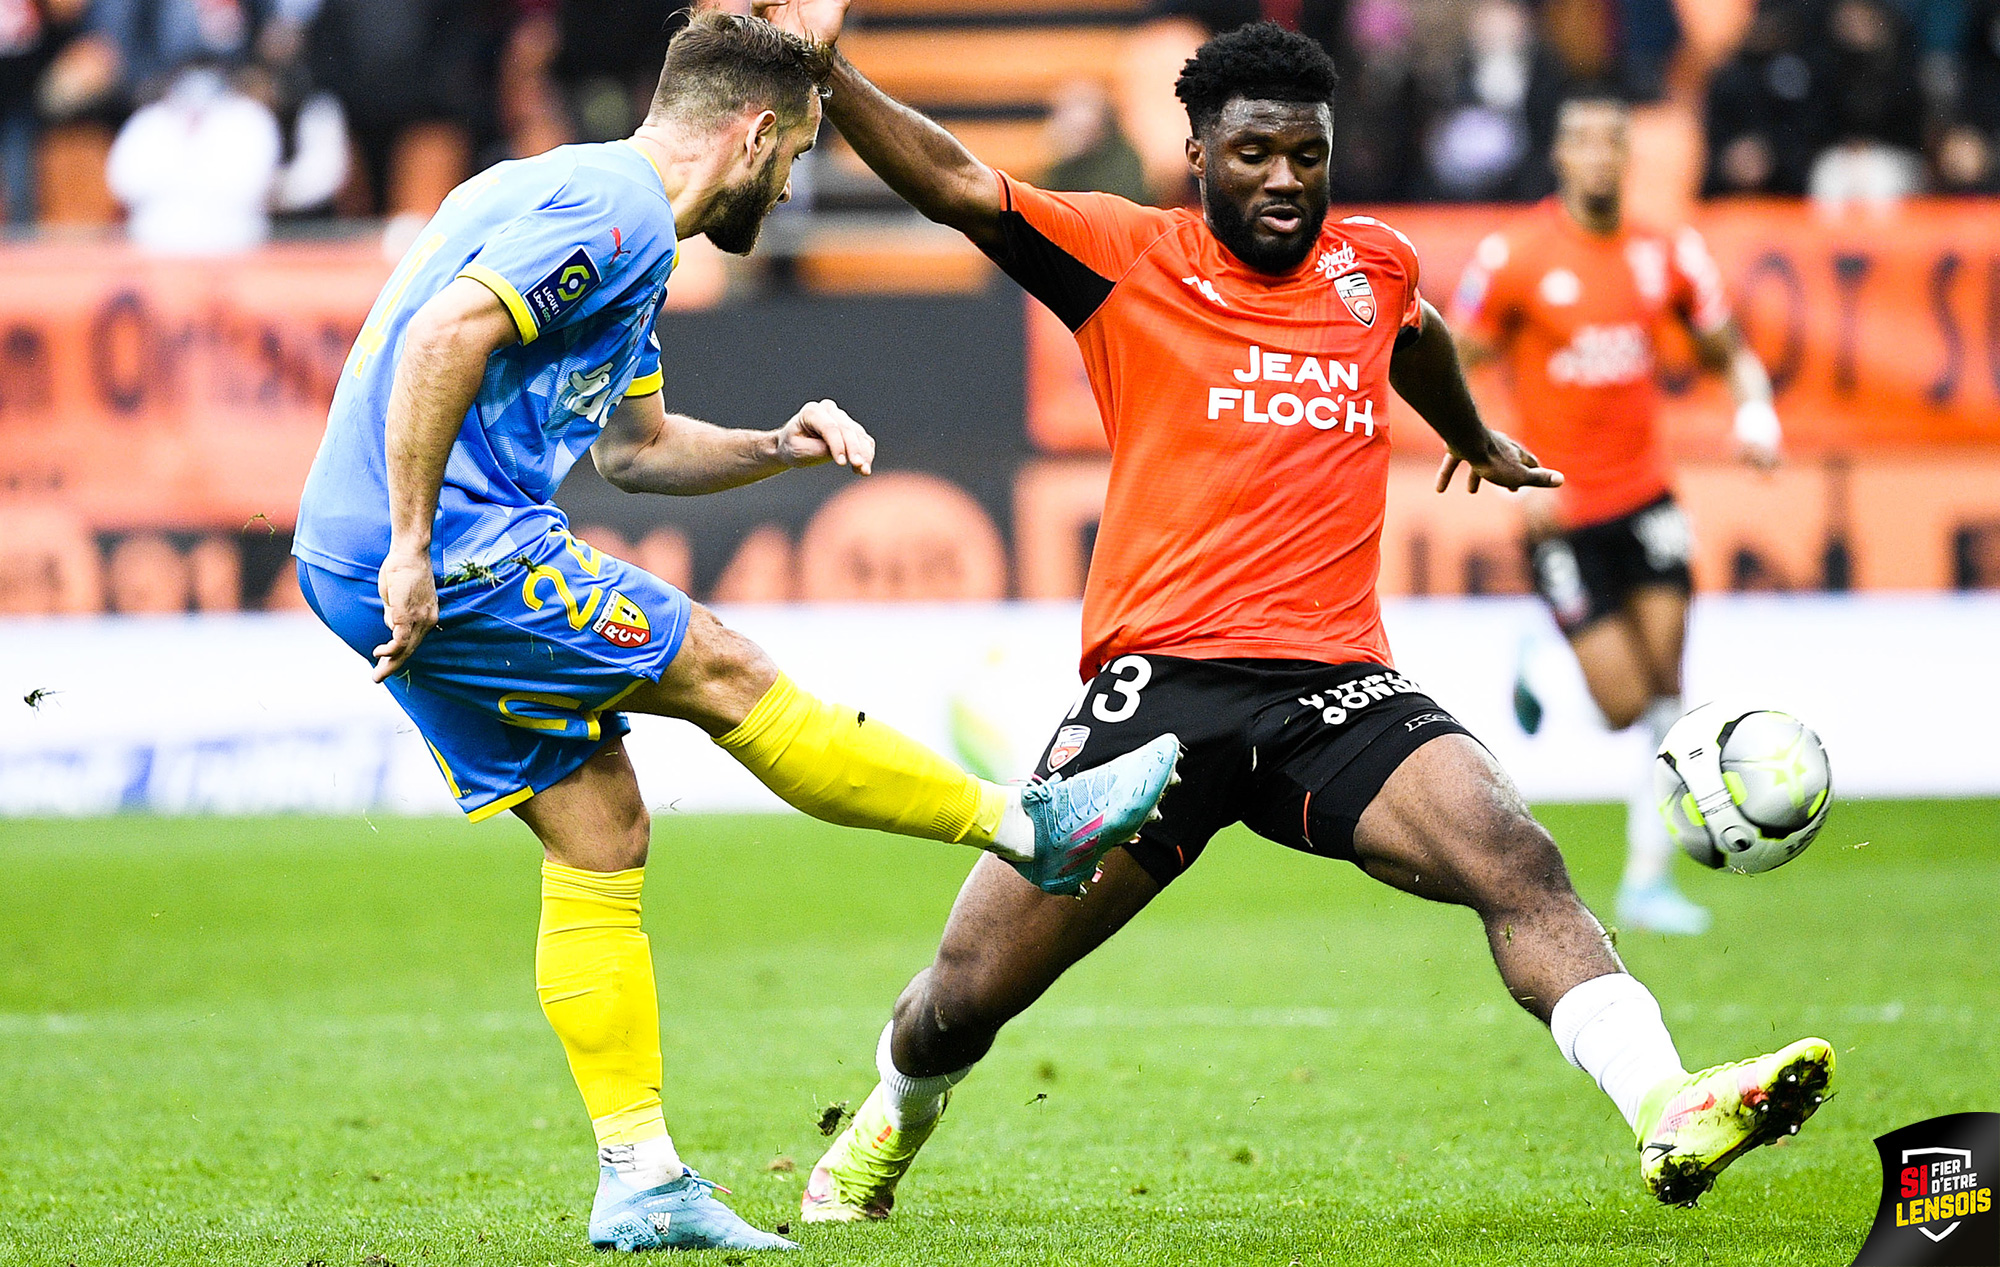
[800,1084,943,1223]
[1636,1036,1835,1207]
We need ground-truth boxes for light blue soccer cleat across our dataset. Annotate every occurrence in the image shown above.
[588,1165,797,1253]
[1617,879,1712,936]
[1013,733,1182,897]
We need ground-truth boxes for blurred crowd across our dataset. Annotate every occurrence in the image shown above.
[0,0,1990,253]
[0,0,687,248]
[1081,0,2000,205]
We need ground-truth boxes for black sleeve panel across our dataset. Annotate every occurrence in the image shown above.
[978,209,1118,333]
[1394,324,1422,351]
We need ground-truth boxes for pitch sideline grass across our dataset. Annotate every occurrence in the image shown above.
[0,798,1992,1266]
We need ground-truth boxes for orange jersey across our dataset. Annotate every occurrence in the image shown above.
[1450,199,1731,528]
[985,172,1423,678]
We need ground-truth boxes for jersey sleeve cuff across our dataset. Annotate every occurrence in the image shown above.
[625,369,663,398]
[458,264,540,344]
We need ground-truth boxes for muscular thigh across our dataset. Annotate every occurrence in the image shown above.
[1236,663,1474,864]
[614,603,779,736]
[1350,733,1569,907]
[925,849,1161,1025]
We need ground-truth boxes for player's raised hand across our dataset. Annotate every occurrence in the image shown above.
[777,398,875,475]
[1733,400,1782,474]
[752,0,851,46]
[1436,428,1563,495]
[373,547,439,683]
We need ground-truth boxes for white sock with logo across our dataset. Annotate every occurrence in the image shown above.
[1623,696,1682,890]
[877,1022,974,1129]
[599,1132,685,1188]
[1549,972,1686,1130]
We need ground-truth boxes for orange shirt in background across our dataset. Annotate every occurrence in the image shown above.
[985,172,1424,678]
[1450,198,1731,528]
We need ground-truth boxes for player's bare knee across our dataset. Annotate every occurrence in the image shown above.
[921,946,1015,1044]
[1494,816,1575,907]
[617,801,652,868]
[652,605,780,734]
[1458,809,1574,918]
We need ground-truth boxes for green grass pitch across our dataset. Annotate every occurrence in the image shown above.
[1,798,1992,1266]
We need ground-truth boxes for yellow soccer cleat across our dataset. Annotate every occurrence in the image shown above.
[1636,1036,1835,1206]
[800,1084,944,1223]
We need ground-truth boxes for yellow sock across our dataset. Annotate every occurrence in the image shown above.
[536,861,667,1147]
[715,673,1010,845]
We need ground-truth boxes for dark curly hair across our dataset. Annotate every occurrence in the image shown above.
[1173,21,1341,137]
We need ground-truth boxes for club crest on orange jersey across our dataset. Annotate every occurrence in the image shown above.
[1333,271,1377,327]
[592,590,651,648]
[1047,725,1091,772]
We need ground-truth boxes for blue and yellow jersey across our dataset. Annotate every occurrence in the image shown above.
[294,141,678,582]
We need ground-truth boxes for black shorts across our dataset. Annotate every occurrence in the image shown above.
[1528,492,1694,635]
[1031,656,1474,889]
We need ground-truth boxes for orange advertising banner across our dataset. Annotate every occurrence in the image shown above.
[0,241,391,530]
[1027,198,2000,457]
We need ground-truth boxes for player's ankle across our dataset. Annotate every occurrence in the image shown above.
[600,1131,685,1187]
[877,1023,972,1128]
[979,782,1034,863]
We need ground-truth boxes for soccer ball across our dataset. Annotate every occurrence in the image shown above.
[1654,702,1832,874]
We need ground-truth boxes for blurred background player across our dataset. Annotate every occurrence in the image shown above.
[1449,93,1784,936]
[291,12,1176,1252]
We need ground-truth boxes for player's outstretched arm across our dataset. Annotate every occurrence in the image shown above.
[374,277,520,682]
[1694,321,1781,472]
[592,391,875,496]
[755,0,1002,243]
[1389,300,1563,495]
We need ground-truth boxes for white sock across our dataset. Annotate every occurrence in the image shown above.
[876,1022,973,1129]
[1624,696,1681,890]
[599,1131,684,1186]
[987,784,1035,864]
[1549,972,1687,1130]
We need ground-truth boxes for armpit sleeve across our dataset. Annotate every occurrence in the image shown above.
[979,171,1175,332]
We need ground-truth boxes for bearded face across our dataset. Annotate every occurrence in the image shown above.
[703,143,793,255]
[1194,98,1333,275]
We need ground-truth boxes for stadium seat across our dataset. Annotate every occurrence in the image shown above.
[36,122,118,226]
[861,0,1142,16]
[793,225,994,295]
[840,27,1132,111]
[823,119,1053,186]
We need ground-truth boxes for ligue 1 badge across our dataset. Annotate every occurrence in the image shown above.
[1851,1113,1999,1266]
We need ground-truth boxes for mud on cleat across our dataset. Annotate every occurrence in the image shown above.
[1013,733,1181,897]
[800,1084,947,1224]
[588,1165,798,1252]
[1635,1036,1836,1207]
